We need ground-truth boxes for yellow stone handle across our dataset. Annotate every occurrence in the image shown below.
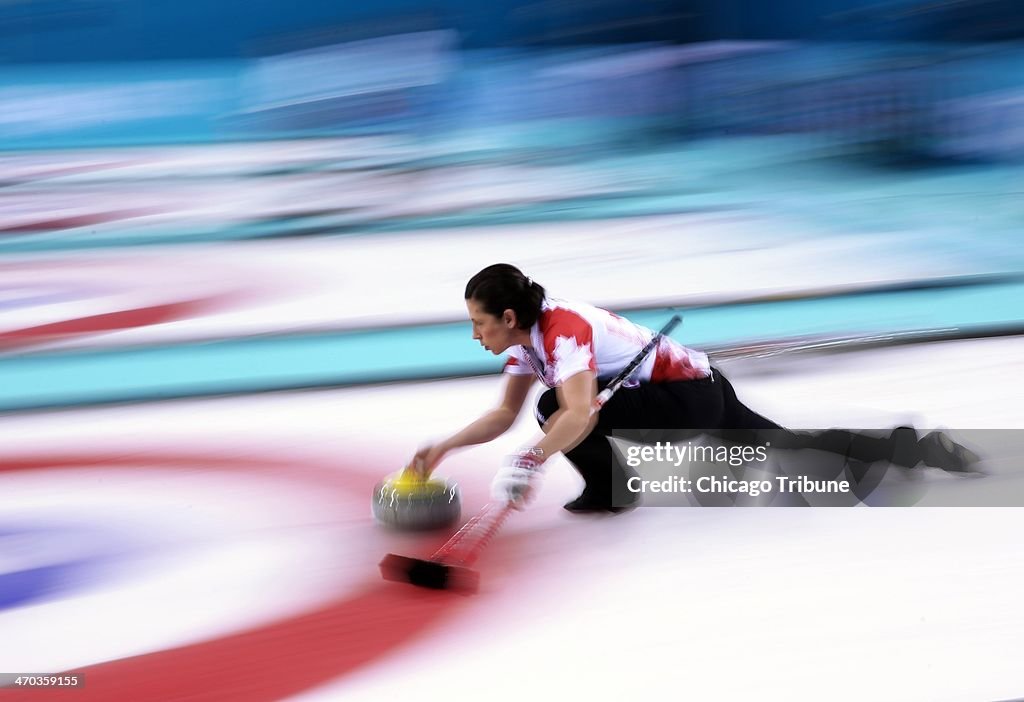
[397,459,427,486]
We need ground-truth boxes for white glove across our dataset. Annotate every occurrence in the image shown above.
[491,449,545,509]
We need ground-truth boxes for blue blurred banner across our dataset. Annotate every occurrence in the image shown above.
[4,40,1024,164]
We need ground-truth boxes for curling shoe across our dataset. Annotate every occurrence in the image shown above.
[563,490,639,515]
[919,431,981,473]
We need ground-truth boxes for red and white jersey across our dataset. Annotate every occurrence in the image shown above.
[503,298,710,388]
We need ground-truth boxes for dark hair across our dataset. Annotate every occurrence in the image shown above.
[465,264,546,329]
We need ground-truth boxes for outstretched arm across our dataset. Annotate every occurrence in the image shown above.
[445,373,535,448]
[413,373,535,473]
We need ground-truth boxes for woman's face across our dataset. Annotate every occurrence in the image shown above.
[466,298,517,355]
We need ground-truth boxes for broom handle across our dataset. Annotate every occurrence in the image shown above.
[594,314,681,409]
[430,501,501,561]
[448,503,515,567]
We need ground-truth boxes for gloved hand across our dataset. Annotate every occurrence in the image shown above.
[490,448,545,509]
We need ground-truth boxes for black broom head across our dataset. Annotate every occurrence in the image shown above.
[379,554,480,594]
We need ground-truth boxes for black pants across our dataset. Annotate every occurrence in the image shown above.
[536,368,920,504]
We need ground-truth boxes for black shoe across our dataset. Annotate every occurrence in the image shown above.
[563,491,639,514]
[919,431,980,473]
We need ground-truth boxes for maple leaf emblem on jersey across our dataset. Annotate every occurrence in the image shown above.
[552,335,594,381]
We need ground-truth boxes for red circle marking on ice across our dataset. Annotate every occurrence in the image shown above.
[0,208,159,233]
[0,298,223,352]
[0,452,471,702]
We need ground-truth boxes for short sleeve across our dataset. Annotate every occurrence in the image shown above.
[503,347,533,375]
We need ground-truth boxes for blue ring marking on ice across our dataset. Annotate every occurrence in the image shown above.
[0,561,102,610]
[0,524,133,611]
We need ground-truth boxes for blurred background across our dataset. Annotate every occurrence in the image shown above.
[1,1,1023,701]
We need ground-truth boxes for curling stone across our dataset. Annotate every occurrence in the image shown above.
[372,470,461,531]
